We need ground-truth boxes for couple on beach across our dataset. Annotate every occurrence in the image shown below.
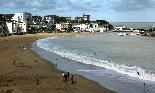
[62,72,74,84]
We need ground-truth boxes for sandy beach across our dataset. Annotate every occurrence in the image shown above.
[0,33,115,93]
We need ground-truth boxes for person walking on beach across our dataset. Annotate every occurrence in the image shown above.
[67,72,69,80]
[71,74,74,84]
[36,78,39,85]
[13,60,15,65]
[144,83,146,93]
[62,72,65,81]
[64,73,68,82]
[137,71,140,75]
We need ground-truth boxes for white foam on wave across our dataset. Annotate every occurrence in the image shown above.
[77,69,100,72]
[36,37,155,82]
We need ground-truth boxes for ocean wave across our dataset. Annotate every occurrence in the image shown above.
[36,37,155,82]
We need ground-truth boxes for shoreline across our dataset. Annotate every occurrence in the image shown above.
[0,33,116,93]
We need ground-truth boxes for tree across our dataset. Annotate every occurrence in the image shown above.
[0,15,6,21]
[67,23,73,33]
[108,24,114,30]
[96,20,109,25]
[28,27,37,34]
[70,20,77,23]
[89,24,93,28]
[84,20,90,24]
[48,25,56,33]
[55,17,67,24]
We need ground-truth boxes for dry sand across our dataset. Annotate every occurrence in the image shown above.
[0,33,116,93]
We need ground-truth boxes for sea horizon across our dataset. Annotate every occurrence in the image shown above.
[110,22,155,29]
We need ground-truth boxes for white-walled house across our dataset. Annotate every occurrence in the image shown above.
[56,24,61,30]
[72,23,81,31]
[55,22,107,32]
[6,21,27,34]
[98,27,106,32]
[72,23,99,32]
[98,25,108,32]
[56,23,70,31]
[81,24,89,30]
[86,23,99,32]
[6,22,13,34]
[11,21,27,34]
[72,23,89,32]
[17,22,27,33]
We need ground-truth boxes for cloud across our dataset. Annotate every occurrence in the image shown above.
[0,0,104,12]
[108,0,155,11]
[0,0,57,10]
[0,0,155,12]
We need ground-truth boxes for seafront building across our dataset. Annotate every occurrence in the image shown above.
[6,22,13,34]
[56,23,70,31]
[0,12,111,36]
[12,12,32,23]
[32,15,42,25]
[42,15,58,24]
[5,12,32,34]
[72,23,86,31]
[13,12,32,34]
[56,22,101,32]
[0,14,14,36]
[55,14,108,32]
[0,14,14,21]
[75,14,90,23]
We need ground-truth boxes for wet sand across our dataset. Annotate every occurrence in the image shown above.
[0,33,116,93]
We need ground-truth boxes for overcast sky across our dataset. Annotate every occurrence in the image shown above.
[0,0,155,22]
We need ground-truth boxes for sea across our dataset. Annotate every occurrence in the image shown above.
[32,32,155,93]
[110,22,155,29]
[33,22,155,93]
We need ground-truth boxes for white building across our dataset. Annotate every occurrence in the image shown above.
[43,15,58,24]
[12,12,32,23]
[17,22,27,33]
[72,23,99,32]
[72,23,81,31]
[72,23,89,32]
[6,22,13,34]
[56,23,70,31]
[9,21,27,34]
[98,25,109,32]
[87,23,99,32]
[98,27,106,32]
[10,12,32,34]
[56,24,61,30]
[81,24,89,30]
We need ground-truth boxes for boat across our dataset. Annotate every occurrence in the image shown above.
[118,33,127,36]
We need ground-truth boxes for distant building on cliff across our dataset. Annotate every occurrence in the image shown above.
[32,15,43,25]
[75,14,90,23]
[42,15,59,24]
